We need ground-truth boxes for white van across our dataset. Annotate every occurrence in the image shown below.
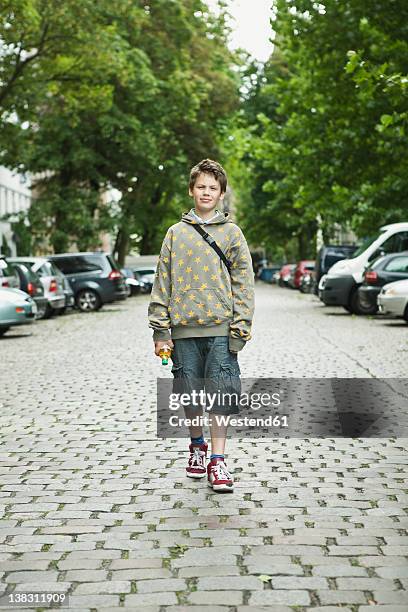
[319,222,408,314]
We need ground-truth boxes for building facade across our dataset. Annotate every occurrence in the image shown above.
[0,166,31,256]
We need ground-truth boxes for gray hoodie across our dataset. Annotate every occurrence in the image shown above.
[148,209,255,352]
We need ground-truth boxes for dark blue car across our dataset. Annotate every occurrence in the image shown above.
[49,252,127,312]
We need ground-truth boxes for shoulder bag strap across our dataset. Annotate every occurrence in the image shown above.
[191,223,232,275]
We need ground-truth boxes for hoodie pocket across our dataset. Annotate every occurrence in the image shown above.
[169,287,232,327]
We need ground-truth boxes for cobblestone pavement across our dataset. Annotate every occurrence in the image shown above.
[1,282,407,612]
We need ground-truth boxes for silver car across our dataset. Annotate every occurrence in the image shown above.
[0,257,19,289]
[378,279,408,322]
[0,287,37,337]
[9,257,65,318]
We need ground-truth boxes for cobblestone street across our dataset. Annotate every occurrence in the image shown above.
[1,282,407,611]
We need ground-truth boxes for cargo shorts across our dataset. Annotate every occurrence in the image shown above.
[171,336,241,416]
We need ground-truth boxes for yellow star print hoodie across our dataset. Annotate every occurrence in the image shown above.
[148,209,255,352]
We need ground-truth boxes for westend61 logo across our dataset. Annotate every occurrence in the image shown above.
[169,412,288,428]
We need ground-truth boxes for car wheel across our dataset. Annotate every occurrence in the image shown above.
[76,289,102,312]
[0,327,10,337]
[403,304,408,323]
[349,287,378,315]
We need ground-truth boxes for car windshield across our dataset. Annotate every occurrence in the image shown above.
[17,264,38,282]
[16,260,35,271]
[53,255,105,274]
[349,233,383,259]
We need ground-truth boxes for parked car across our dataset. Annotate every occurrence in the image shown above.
[8,257,66,318]
[272,270,281,283]
[0,287,37,336]
[299,272,315,294]
[0,256,19,289]
[315,245,358,291]
[258,266,281,283]
[49,252,127,312]
[121,267,142,297]
[55,268,75,315]
[278,264,296,287]
[10,262,48,319]
[133,268,155,293]
[290,260,315,289]
[378,278,408,323]
[319,222,408,314]
[357,251,408,315]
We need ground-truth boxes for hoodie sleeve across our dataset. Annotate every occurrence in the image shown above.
[228,227,255,352]
[148,229,172,341]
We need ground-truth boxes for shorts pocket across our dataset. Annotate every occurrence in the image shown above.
[221,359,241,377]
[171,364,184,377]
[171,364,185,395]
[210,362,241,413]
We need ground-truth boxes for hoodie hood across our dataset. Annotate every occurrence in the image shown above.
[182,208,231,225]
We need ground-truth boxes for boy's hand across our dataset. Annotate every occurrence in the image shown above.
[154,339,174,356]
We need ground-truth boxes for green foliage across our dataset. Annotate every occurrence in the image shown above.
[1,0,240,261]
[229,0,408,260]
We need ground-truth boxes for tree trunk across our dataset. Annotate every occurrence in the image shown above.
[115,227,129,267]
[139,185,163,255]
[297,221,317,259]
[139,229,155,255]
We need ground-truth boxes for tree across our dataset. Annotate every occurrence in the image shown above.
[1,0,240,261]
[111,0,241,260]
[231,0,408,260]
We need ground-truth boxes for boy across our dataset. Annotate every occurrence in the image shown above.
[148,159,255,492]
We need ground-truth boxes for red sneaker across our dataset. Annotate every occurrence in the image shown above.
[186,442,208,478]
[207,458,234,492]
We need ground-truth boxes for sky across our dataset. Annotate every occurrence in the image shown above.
[206,0,275,62]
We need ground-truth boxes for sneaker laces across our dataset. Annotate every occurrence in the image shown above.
[211,460,231,481]
[189,447,205,467]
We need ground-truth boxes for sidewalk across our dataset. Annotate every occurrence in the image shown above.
[0,283,407,610]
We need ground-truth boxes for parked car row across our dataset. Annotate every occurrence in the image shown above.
[260,261,317,292]
[258,222,408,324]
[319,222,408,320]
[0,252,156,337]
[120,267,155,295]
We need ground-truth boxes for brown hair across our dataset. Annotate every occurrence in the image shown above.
[189,159,227,194]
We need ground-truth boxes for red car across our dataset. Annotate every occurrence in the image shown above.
[279,263,296,287]
[290,260,315,289]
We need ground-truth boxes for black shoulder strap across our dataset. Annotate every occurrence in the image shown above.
[191,223,232,275]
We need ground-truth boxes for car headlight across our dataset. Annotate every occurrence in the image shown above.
[383,288,397,296]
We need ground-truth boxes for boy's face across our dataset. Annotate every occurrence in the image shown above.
[189,172,225,216]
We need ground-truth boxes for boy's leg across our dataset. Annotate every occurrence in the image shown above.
[172,338,207,478]
[204,337,240,492]
[210,422,228,455]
